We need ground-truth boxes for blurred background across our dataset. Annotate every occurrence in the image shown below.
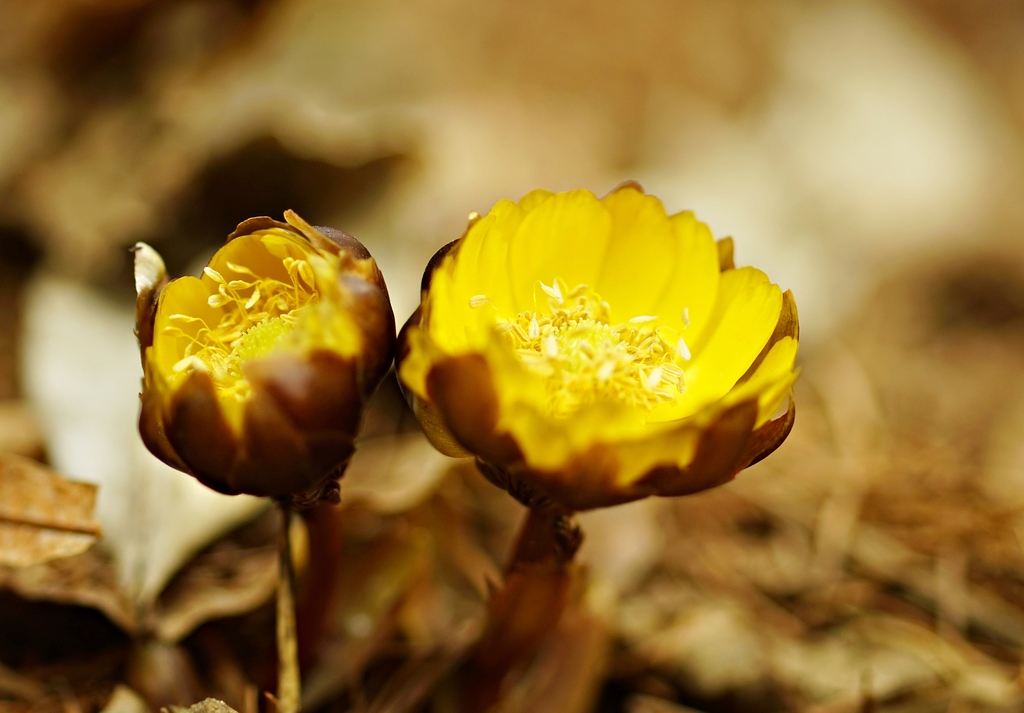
[3,0,1024,712]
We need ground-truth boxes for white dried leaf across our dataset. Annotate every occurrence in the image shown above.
[21,275,266,604]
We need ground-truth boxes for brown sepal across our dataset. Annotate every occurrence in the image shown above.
[506,444,628,511]
[340,274,396,388]
[226,216,293,242]
[394,311,472,457]
[739,288,799,384]
[317,225,392,300]
[605,179,645,197]
[484,411,759,509]
[245,351,362,437]
[475,458,552,510]
[741,399,796,469]
[231,386,325,497]
[637,400,758,497]
[717,237,735,271]
[426,353,521,466]
[245,354,360,491]
[165,372,239,495]
[139,377,190,475]
[517,402,761,511]
[414,393,473,458]
[132,244,168,356]
[314,225,370,260]
[421,238,461,295]
[134,291,161,356]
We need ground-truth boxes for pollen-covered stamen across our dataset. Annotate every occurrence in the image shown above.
[539,280,563,304]
[500,283,687,416]
[166,253,322,401]
[677,336,691,361]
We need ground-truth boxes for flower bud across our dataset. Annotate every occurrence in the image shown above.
[135,211,395,503]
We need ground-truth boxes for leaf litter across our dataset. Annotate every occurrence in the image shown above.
[2,0,1024,708]
[0,453,101,568]
[3,254,1024,712]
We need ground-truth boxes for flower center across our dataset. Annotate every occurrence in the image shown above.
[497,281,687,416]
[166,256,319,401]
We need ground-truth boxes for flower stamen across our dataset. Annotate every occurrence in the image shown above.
[500,284,687,416]
[677,336,691,361]
[164,254,322,402]
[539,280,563,304]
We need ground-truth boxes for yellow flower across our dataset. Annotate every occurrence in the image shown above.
[397,184,798,510]
[135,211,395,501]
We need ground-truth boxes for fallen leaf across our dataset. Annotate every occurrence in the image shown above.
[0,545,135,632]
[626,696,707,713]
[301,521,432,709]
[150,539,278,644]
[0,509,283,641]
[168,699,239,713]
[341,433,452,514]
[100,686,149,713]
[576,498,666,594]
[127,640,207,711]
[0,452,100,567]
[0,660,47,703]
[20,275,266,603]
[489,590,610,713]
[0,401,44,459]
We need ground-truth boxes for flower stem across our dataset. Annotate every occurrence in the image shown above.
[276,500,301,713]
[462,503,582,711]
[505,503,582,572]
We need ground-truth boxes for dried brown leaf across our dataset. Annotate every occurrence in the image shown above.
[0,545,136,632]
[0,661,47,703]
[362,645,475,713]
[150,542,277,644]
[490,600,609,713]
[626,695,707,713]
[0,402,43,460]
[0,507,283,643]
[130,641,207,711]
[0,453,100,568]
[341,433,452,514]
[301,523,432,709]
[167,699,238,713]
[100,686,149,713]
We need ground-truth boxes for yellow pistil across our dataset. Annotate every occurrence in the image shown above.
[499,281,686,416]
[166,254,320,401]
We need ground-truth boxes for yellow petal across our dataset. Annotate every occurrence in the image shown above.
[451,199,524,319]
[595,188,677,321]
[517,188,554,212]
[397,326,437,401]
[649,211,720,345]
[427,264,473,353]
[206,232,304,287]
[649,267,782,421]
[485,330,650,469]
[725,336,799,425]
[499,397,645,472]
[152,276,220,380]
[507,190,612,311]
